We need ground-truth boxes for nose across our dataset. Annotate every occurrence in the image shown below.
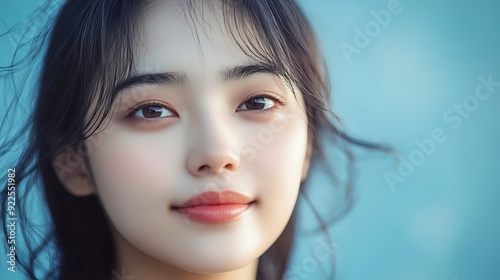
[186,118,241,177]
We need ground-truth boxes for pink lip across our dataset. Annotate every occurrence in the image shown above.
[172,191,254,224]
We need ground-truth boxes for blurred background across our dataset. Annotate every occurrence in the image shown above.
[1,0,499,279]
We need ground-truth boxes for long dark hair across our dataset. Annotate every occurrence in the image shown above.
[0,0,389,279]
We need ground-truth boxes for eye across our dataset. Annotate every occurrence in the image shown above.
[126,101,177,120]
[237,94,283,112]
[134,106,173,118]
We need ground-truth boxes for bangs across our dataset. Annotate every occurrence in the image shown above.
[76,1,145,140]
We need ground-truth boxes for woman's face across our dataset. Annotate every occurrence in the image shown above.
[82,1,310,275]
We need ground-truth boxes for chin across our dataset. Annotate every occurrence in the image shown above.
[169,253,259,274]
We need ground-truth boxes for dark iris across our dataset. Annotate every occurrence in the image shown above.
[142,106,164,118]
[244,97,266,110]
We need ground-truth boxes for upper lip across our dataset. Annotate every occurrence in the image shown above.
[174,191,254,208]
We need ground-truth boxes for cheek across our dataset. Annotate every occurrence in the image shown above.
[85,130,182,237]
[246,113,309,239]
[89,129,182,188]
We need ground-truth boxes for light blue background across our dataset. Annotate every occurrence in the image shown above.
[1,0,499,279]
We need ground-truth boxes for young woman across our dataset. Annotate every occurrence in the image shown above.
[0,0,387,279]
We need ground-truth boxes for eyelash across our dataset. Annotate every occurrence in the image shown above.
[123,100,176,124]
[123,93,286,124]
[237,93,286,114]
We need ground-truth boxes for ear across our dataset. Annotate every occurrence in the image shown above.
[52,146,96,196]
[301,136,313,182]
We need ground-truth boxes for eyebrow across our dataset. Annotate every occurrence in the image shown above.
[221,63,280,82]
[113,63,280,94]
[114,72,187,93]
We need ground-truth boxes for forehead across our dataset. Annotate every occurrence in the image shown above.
[136,0,252,79]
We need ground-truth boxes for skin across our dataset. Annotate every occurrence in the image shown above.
[54,1,312,279]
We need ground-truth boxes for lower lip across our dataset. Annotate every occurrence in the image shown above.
[173,203,252,224]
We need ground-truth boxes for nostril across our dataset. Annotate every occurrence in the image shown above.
[197,165,210,172]
[197,163,235,174]
[224,163,233,170]
[188,152,241,177]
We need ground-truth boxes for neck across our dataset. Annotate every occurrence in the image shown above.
[112,230,259,280]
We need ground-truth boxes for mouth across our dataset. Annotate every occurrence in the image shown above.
[171,191,256,224]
